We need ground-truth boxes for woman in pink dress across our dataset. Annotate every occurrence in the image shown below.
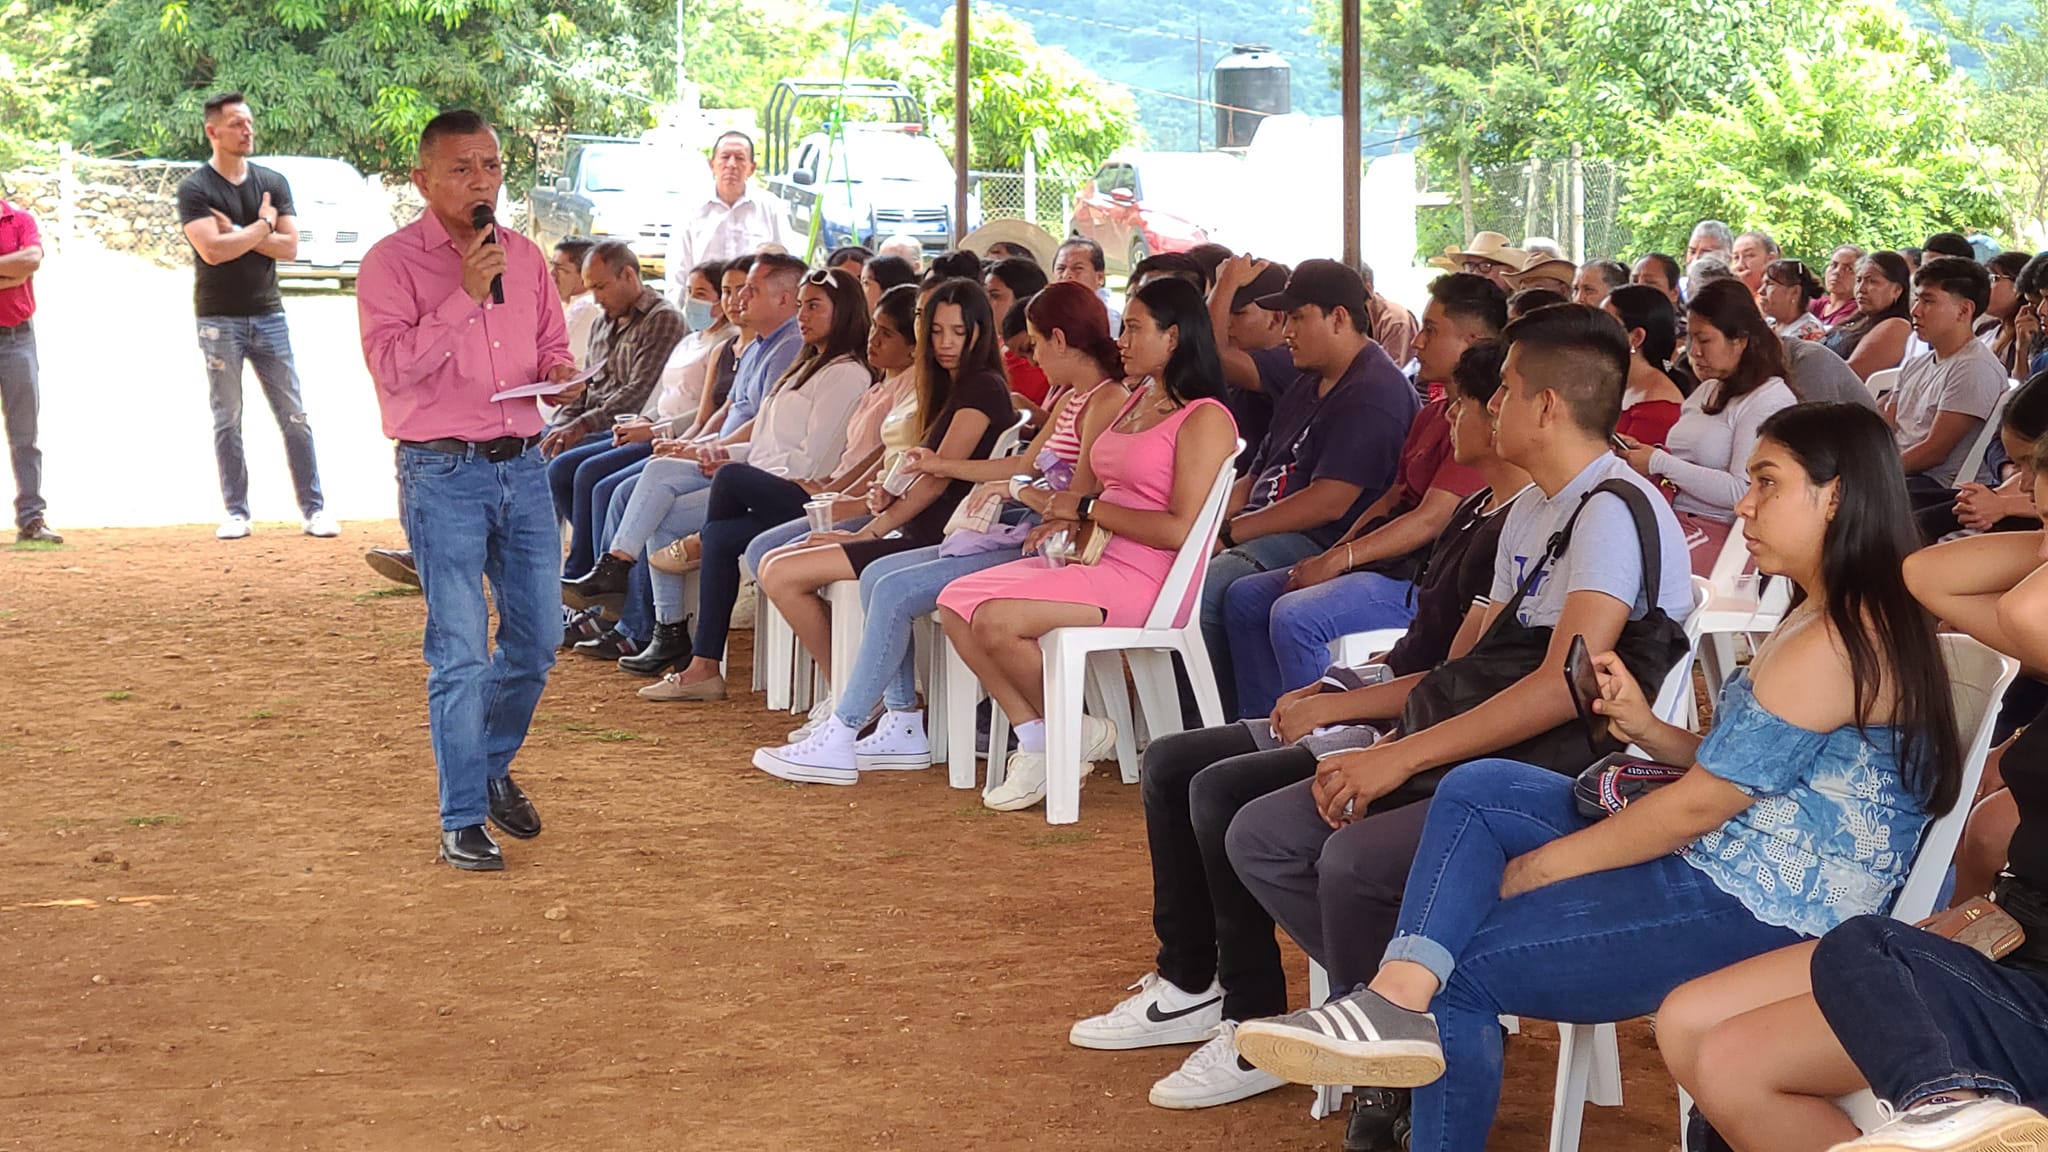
[938,278,1240,811]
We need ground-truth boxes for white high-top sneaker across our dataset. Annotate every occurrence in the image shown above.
[853,710,931,771]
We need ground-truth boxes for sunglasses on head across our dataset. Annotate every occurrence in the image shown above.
[802,269,837,288]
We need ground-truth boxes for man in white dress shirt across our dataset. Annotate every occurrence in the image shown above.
[663,131,796,306]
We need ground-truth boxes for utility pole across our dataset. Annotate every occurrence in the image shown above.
[1341,0,1360,268]
[1194,15,1203,151]
[953,0,970,248]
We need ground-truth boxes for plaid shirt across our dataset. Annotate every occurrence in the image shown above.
[552,286,686,434]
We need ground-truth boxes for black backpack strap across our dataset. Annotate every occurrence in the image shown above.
[1551,479,1670,620]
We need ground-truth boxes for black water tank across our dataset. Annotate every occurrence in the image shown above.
[1213,44,1290,149]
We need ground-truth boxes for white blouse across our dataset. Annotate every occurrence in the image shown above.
[744,355,873,482]
[1650,375,1798,522]
[649,322,736,426]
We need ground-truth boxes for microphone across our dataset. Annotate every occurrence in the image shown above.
[470,204,504,305]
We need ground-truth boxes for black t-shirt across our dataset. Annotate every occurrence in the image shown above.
[175,163,296,316]
[1383,488,1513,678]
[905,367,1017,541]
[2005,703,2048,889]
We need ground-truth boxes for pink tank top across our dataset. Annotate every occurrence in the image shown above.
[1090,388,1233,515]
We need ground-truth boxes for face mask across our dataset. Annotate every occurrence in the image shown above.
[684,299,715,332]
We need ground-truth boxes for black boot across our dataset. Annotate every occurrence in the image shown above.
[617,621,690,677]
[563,553,633,612]
[1343,1087,1412,1152]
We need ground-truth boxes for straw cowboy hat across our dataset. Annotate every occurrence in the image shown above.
[1505,257,1578,293]
[961,219,1060,269]
[1428,231,1531,273]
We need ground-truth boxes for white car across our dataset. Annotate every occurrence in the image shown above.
[250,155,394,288]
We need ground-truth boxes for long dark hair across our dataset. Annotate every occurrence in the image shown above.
[1605,284,1678,368]
[1024,280,1123,382]
[1758,403,1964,814]
[1687,278,1787,415]
[914,277,1004,439]
[2003,370,2048,441]
[1827,251,1914,359]
[779,268,873,391]
[1129,277,1227,407]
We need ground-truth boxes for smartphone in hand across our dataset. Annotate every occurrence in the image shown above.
[1563,633,1609,744]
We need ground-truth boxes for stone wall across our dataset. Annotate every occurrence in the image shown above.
[3,162,200,268]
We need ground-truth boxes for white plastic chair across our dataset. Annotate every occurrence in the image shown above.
[1864,366,1902,403]
[1692,529,1791,695]
[1951,381,2019,492]
[942,447,1241,822]
[1581,634,2017,1152]
[1328,628,1412,670]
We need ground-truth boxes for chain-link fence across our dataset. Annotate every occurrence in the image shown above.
[1419,155,1637,264]
[971,168,1079,238]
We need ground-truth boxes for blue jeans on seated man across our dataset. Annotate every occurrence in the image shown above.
[197,312,324,518]
[1382,759,1803,1152]
[1223,566,1418,718]
[1812,913,2048,1111]
[556,439,655,577]
[1197,531,1324,720]
[396,443,561,830]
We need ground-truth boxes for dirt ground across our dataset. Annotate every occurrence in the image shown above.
[0,524,1678,1152]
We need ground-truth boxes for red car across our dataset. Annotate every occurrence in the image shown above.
[1067,151,1246,274]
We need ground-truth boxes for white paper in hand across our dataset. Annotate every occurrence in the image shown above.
[492,362,602,401]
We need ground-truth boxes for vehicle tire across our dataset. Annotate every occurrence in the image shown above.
[1126,237,1150,275]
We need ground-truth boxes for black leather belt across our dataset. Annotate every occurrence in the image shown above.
[399,433,542,463]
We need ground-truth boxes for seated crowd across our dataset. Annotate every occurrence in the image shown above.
[371,216,2048,1152]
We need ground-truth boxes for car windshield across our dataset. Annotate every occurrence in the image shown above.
[249,157,365,207]
[828,132,953,183]
[581,148,690,194]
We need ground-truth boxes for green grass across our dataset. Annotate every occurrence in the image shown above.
[249,709,276,720]
[353,586,421,603]
[0,609,18,620]
[124,815,183,827]
[8,539,63,552]
[544,717,644,743]
[1027,829,1092,848]
[101,691,132,701]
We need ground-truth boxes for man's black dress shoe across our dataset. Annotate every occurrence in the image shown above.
[1344,1087,1412,1152]
[562,553,633,612]
[365,548,420,587]
[438,824,504,871]
[17,518,63,544]
[487,775,542,839]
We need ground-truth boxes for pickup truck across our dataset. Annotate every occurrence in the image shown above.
[527,137,693,277]
[767,125,975,256]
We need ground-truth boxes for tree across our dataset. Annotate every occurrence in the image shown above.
[1621,2,2008,258]
[0,0,102,167]
[1919,0,2048,239]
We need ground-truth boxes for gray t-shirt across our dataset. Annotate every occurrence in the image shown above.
[1490,453,1694,629]
[1892,339,2006,488]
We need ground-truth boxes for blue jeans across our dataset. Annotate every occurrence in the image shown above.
[1223,567,1418,717]
[1386,759,1803,1152]
[611,455,711,556]
[552,437,652,577]
[590,457,650,573]
[833,542,1020,728]
[1812,913,2048,1110]
[197,312,323,518]
[600,472,655,645]
[0,321,42,527]
[396,444,560,830]
[1199,532,1323,720]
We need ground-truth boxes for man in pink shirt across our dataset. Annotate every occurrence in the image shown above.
[0,197,58,543]
[357,110,581,872]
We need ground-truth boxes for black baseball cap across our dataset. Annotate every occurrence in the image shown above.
[1256,258,1369,322]
[1230,262,1291,312]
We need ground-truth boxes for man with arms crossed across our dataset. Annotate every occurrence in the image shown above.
[0,194,57,543]
[357,110,581,872]
[176,92,334,540]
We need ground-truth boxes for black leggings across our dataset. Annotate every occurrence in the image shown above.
[691,463,811,661]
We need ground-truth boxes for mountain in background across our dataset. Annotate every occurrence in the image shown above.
[849,0,1340,152]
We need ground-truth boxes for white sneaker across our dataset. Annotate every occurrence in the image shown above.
[983,750,1047,811]
[1829,1097,2048,1152]
[1149,1022,1287,1109]
[1069,972,1223,1050]
[303,511,341,538]
[854,710,931,771]
[752,718,858,786]
[216,515,252,540]
[786,698,835,744]
[1081,713,1118,763]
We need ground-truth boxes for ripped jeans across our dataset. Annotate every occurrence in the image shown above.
[196,312,324,519]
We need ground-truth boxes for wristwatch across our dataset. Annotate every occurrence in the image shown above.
[1218,519,1236,549]
[1076,494,1098,521]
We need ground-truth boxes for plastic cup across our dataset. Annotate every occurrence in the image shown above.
[805,495,840,532]
[882,456,915,496]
